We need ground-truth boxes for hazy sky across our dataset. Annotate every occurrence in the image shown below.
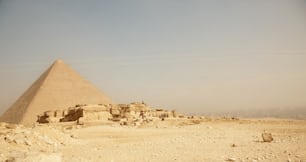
[0,0,306,115]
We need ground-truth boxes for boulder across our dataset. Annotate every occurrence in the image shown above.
[262,132,273,142]
[5,123,18,129]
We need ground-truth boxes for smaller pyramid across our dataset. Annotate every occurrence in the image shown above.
[0,59,114,126]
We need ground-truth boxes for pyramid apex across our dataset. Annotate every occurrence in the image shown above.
[54,59,64,63]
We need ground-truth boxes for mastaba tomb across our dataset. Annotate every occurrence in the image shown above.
[37,102,178,126]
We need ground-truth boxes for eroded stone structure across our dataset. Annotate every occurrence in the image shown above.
[37,102,179,125]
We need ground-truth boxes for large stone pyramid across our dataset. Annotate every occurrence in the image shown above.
[0,59,114,126]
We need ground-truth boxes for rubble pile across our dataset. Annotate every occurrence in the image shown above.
[0,122,76,162]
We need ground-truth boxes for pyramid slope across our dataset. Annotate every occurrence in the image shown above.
[0,60,114,126]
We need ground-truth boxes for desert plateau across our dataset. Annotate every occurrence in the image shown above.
[1,117,306,162]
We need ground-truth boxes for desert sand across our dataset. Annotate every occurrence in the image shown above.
[1,117,306,162]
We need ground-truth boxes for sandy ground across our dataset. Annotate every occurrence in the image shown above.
[62,118,306,162]
[1,118,306,162]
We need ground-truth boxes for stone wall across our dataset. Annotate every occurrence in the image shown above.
[37,104,112,124]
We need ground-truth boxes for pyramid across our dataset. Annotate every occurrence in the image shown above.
[0,59,114,126]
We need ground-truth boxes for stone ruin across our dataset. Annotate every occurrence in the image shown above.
[37,102,179,126]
